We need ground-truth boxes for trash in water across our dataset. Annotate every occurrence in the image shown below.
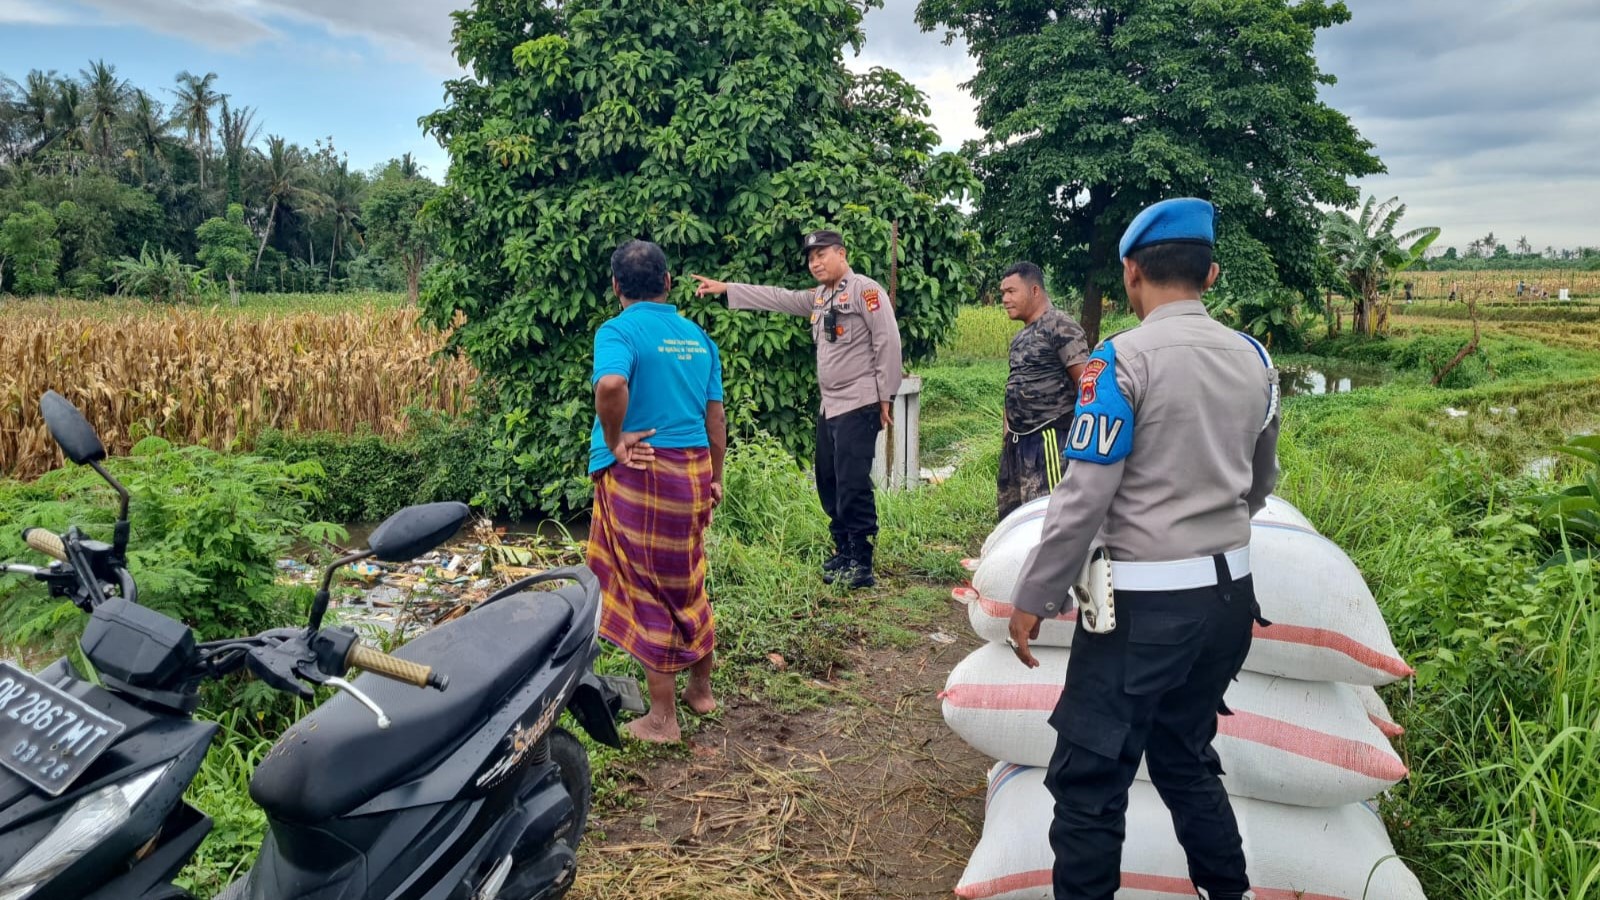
[343,561,384,584]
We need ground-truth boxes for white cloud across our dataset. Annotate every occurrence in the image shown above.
[0,0,76,25]
[71,0,279,46]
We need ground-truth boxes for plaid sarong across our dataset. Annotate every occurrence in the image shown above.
[588,447,715,673]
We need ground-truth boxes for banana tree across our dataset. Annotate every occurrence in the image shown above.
[1321,196,1440,336]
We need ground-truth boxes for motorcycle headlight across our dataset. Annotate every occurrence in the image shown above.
[0,762,171,900]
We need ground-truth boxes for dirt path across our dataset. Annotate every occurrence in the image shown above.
[573,598,989,900]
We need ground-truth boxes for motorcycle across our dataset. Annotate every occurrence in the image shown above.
[0,391,638,900]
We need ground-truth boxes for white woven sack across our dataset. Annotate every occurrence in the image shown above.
[974,494,1314,562]
[957,500,1412,686]
[956,764,1427,900]
[1352,683,1404,738]
[940,643,1407,808]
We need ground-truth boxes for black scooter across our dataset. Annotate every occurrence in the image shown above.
[0,391,636,900]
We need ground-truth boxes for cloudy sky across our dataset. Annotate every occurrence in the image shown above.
[3,0,1596,250]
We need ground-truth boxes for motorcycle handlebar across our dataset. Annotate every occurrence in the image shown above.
[346,642,448,691]
[22,528,67,563]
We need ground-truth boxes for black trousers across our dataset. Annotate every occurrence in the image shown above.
[815,403,882,547]
[1045,565,1258,900]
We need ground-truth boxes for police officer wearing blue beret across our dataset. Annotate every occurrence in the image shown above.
[1005,199,1281,900]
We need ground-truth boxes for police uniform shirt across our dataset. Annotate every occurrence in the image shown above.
[1006,308,1090,434]
[1011,300,1281,617]
[727,269,904,418]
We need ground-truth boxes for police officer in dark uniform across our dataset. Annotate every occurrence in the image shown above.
[1006,199,1280,900]
[691,230,903,589]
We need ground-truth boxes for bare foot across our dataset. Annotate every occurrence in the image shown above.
[681,678,718,716]
[625,713,681,744]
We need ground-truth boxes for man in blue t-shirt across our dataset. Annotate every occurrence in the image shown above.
[586,239,726,744]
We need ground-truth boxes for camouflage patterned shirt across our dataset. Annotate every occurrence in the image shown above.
[1005,307,1091,434]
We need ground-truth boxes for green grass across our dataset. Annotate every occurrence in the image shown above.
[0,291,405,318]
[1272,320,1600,897]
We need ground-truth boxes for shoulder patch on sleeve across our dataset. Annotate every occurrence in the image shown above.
[864,288,881,312]
[1064,341,1134,465]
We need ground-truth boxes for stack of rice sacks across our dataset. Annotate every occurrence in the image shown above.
[943,494,1426,899]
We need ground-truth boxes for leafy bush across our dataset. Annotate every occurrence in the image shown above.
[418,0,979,518]
[0,439,340,644]
[111,243,213,303]
[1534,434,1600,556]
[254,412,495,521]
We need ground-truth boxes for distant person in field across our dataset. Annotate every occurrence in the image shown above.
[587,239,727,744]
[996,262,1089,521]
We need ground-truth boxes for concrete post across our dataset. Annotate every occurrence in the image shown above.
[872,375,922,491]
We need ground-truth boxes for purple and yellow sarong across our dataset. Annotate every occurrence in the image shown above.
[588,447,715,673]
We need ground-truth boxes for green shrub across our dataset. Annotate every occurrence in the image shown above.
[418,0,980,519]
[254,411,495,521]
[0,440,339,644]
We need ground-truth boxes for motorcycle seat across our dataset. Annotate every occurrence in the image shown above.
[250,588,579,823]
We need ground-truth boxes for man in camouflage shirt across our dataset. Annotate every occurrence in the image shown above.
[998,262,1090,520]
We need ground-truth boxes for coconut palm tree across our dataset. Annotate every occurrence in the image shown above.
[122,89,176,183]
[1,70,59,153]
[253,135,323,273]
[217,98,261,205]
[322,157,366,278]
[1321,196,1441,337]
[49,78,90,157]
[79,59,127,160]
[171,71,220,189]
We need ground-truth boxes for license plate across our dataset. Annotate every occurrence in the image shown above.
[0,662,126,796]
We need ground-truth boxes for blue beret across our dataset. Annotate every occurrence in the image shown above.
[1119,198,1216,259]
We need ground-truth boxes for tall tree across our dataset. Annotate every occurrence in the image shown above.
[171,71,220,189]
[917,0,1382,343]
[1321,195,1439,336]
[50,78,88,155]
[196,203,254,304]
[420,0,977,515]
[252,135,317,272]
[0,202,62,295]
[122,89,174,183]
[362,176,436,306]
[216,97,261,206]
[79,59,127,160]
[321,156,365,278]
[0,70,59,157]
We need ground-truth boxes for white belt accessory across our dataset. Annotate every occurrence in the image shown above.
[1110,547,1250,592]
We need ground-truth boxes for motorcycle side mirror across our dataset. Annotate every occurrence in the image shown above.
[40,391,131,560]
[308,502,470,632]
[40,391,106,465]
[367,502,471,563]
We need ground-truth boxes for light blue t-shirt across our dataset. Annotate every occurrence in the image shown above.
[588,302,724,473]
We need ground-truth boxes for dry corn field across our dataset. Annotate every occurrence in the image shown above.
[0,302,477,479]
[1401,268,1600,300]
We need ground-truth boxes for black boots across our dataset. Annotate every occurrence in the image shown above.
[820,538,852,584]
[843,536,876,589]
[820,536,876,589]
